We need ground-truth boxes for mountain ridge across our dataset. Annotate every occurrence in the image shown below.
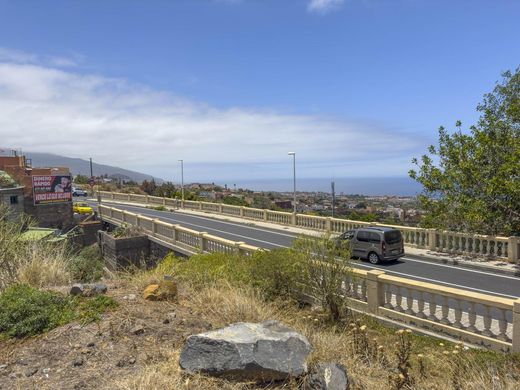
[24,152,164,183]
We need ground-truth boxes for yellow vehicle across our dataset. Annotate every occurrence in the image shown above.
[73,202,93,214]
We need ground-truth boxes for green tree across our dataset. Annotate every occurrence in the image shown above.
[74,174,89,184]
[410,68,520,235]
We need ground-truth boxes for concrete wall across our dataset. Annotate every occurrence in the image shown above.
[97,228,184,270]
[0,186,24,220]
[23,198,73,230]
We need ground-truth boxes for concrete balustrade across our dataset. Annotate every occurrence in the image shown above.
[96,191,519,263]
[98,203,520,352]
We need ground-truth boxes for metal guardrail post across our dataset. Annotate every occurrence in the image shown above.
[366,270,385,314]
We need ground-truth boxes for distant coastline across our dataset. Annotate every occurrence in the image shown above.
[230,177,422,197]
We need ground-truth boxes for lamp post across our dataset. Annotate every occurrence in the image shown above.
[178,159,184,203]
[288,152,296,214]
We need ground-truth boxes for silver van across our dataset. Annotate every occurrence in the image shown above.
[336,226,405,264]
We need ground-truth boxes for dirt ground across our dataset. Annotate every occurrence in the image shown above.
[0,281,212,390]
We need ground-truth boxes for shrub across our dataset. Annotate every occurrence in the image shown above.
[0,284,74,337]
[0,284,118,338]
[112,223,144,238]
[69,244,104,283]
[0,206,71,290]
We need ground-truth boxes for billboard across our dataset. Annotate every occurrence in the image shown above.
[32,175,72,205]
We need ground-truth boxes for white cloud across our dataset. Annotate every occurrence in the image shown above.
[307,0,345,14]
[0,47,79,67]
[0,51,424,181]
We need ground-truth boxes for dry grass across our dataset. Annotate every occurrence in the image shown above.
[16,242,71,288]
[114,280,520,390]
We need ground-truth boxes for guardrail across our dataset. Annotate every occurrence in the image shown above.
[98,203,520,352]
[96,191,519,263]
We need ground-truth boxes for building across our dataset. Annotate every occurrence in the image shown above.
[0,170,24,220]
[0,153,73,229]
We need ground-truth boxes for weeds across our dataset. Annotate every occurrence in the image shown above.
[389,329,414,389]
[0,284,117,338]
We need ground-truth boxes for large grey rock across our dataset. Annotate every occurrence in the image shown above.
[179,320,312,381]
[306,363,349,390]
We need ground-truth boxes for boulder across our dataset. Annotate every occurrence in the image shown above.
[70,283,108,297]
[179,320,312,381]
[306,363,349,390]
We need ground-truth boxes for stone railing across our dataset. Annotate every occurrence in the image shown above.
[96,191,519,263]
[98,205,258,257]
[98,204,519,352]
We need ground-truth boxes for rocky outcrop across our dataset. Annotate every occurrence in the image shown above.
[179,320,312,381]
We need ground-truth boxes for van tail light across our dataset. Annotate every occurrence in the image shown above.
[382,241,386,254]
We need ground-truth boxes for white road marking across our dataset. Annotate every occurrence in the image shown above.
[95,201,520,297]
[401,256,520,280]
[354,262,519,298]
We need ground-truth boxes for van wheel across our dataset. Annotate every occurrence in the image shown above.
[368,252,380,265]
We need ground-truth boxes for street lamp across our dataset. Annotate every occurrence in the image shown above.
[288,152,296,214]
[178,159,184,202]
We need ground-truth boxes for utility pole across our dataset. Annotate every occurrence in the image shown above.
[288,152,296,214]
[178,159,184,202]
[89,157,93,179]
[331,181,335,218]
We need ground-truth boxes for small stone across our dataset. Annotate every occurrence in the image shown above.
[0,364,7,370]
[70,284,84,296]
[163,318,170,324]
[42,368,50,374]
[128,294,136,300]
[167,311,176,320]
[87,342,95,347]
[128,357,136,365]
[92,283,108,295]
[131,325,145,335]
[72,359,84,367]
[306,363,349,390]
[25,368,38,377]
[143,284,161,301]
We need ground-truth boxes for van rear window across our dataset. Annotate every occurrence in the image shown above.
[384,230,402,245]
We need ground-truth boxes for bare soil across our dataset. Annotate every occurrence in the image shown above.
[0,281,212,390]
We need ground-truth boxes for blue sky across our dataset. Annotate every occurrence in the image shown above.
[0,0,518,183]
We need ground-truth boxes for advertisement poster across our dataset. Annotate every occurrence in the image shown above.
[32,175,72,205]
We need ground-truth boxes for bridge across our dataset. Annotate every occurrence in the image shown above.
[93,192,520,353]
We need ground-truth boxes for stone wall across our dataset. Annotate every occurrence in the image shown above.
[23,198,74,230]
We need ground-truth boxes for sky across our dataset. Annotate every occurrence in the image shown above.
[0,0,518,183]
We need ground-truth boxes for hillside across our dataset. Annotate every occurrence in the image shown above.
[25,152,163,183]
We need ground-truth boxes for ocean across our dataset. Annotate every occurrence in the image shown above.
[231,177,422,196]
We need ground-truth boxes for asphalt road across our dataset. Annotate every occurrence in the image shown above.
[90,201,520,299]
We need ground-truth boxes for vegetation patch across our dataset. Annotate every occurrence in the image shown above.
[69,244,104,283]
[0,284,117,338]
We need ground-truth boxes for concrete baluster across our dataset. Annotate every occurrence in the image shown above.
[440,296,450,325]
[417,291,426,318]
[481,306,493,337]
